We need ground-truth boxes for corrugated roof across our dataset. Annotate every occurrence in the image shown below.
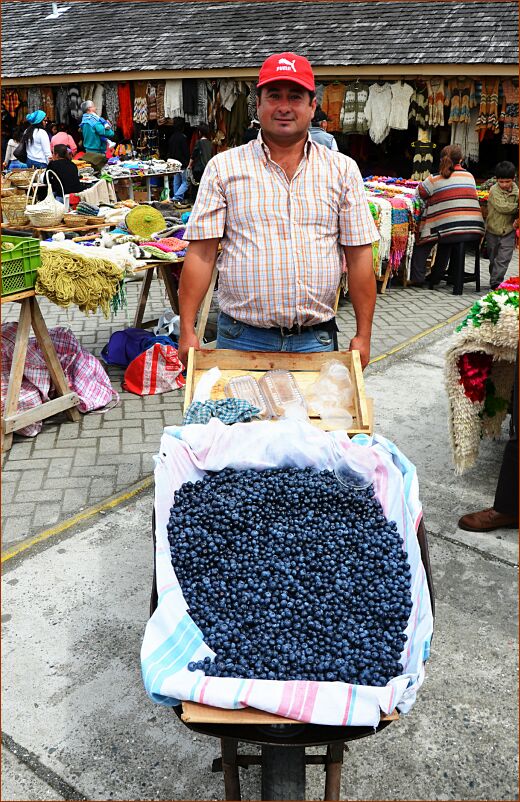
[1,0,518,78]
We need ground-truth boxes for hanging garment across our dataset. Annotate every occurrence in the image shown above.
[411,138,435,181]
[444,78,476,125]
[68,86,83,121]
[2,89,20,118]
[246,84,257,121]
[321,82,346,131]
[409,85,429,128]
[340,82,369,134]
[27,86,42,114]
[389,81,414,130]
[55,86,69,124]
[219,80,239,112]
[227,91,249,147]
[197,79,209,124]
[133,81,148,124]
[182,79,198,115]
[450,108,480,163]
[475,79,500,140]
[16,88,28,126]
[40,86,55,120]
[104,83,119,125]
[315,83,325,107]
[117,82,134,139]
[364,83,393,144]
[164,80,183,119]
[93,84,105,117]
[500,80,519,145]
[146,82,158,121]
[426,79,445,127]
[207,80,221,127]
[156,81,172,126]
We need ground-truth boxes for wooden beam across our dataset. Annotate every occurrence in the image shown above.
[3,393,80,434]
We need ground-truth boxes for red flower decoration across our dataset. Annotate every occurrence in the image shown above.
[457,352,493,403]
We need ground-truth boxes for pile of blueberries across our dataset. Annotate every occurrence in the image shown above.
[167,466,413,686]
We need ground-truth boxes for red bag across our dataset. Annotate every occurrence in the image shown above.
[122,343,185,395]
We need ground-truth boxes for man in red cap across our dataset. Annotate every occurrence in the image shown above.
[179,52,378,367]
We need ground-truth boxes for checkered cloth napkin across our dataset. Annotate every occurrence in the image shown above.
[183,399,260,425]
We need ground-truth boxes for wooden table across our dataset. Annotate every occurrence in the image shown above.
[113,171,182,203]
[1,221,111,239]
[1,289,81,452]
[131,259,217,341]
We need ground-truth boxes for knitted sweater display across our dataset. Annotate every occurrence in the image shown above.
[416,165,484,244]
[444,78,476,125]
[104,84,120,127]
[146,82,157,121]
[411,140,435,181]
[68,86,83,121]
[409,85,429,128]
[339,82,369,134]
[450,107,480,163]
[321,83,346,132]
[389,82,414,130]
[364,83,392,144]
[133,81,148,125]
[27,86,42,114]
[426,79,445,127]
[164,80,183,119]
[475,79,500,139]
[500,80,519,145]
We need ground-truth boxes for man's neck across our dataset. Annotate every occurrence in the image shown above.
[261,132,308,165]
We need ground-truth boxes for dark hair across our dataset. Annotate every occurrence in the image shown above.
[12,125,23,142]
[312,109,327,126]
[22,123,46,145]
[172,116,185,132]
[495,160,516,180]
[256,85,316,103]
[53,143,70,159]
[439,145,463,179]
[198,124,210,137]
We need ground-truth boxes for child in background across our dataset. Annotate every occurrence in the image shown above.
[486,161,519,290]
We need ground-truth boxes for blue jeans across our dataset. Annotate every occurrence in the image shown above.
[26,158,48,169]
[171,171,189,201]
[216,312,335,352]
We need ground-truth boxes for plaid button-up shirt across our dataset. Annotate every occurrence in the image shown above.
[184,133,378,329]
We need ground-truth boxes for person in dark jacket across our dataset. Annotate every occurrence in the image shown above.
[44,143,83,200]
[189,124,213,183]
[167,117,190,206]
[242,118,260,144]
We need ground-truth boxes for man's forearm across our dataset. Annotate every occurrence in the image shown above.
[344,244,376,338]
[179,239,219,332]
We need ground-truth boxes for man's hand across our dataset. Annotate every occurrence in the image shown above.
[349,334,370,369]
[178,330,201,368]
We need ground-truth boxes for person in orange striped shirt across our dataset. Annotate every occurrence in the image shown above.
[179,53,378,368]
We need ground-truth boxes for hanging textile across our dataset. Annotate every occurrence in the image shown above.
[339,82,369,134]
[207,80,221,127]
[68,86,83,121]
[156,81,172,126]
[389,81,414,130]
[146,82,158,121]
[500,80,519,146]
[219,80,239,113]
[2,89,20,118]
[27,86,42,114]
[133,81,148,124]
[40,86,55,120]
[93,84,105,116]
[315,83,325,107]
[197,79,209,125]
[444,78,476,125]
[450,108,480,163]
[475,79,500,140]
[55,86,69,124]
[411,133,435,181]
[104,83,119,126]
[117,82,134,139]
[246,84,257,121]
[321,82,346,132]
[426,79,445,127]
[182,79,198,115]
[364,83,392,144]
[16,88,28,126]
[227,91,249,146]
[409,85,429,128]
[164,80,183,119]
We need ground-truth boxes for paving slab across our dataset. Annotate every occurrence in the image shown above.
[1,253,517,548]
[1,330,517,801]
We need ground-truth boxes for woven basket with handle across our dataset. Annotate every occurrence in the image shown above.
[2,194,30,225]
[8,168,38,189]
[25,170,65,228]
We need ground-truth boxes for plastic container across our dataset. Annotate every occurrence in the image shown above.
[258,370,308,419]
[1,235,41,297]
[225,376,272,419]
[333,442,378,491]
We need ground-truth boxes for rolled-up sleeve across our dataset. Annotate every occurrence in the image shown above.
[339,158,379,246]
[184,160,227,241]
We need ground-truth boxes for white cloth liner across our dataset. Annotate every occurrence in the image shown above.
[141,419,433,726]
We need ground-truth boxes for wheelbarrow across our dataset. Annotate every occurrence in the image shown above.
[149,513,435,801]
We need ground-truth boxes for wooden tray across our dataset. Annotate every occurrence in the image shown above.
[181,701,398,725]
[184,348,373,435]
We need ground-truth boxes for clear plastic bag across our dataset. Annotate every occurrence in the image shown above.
[307,360,354,428]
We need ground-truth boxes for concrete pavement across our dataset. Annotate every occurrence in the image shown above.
[2,251,517,549]
[2,325,518,801]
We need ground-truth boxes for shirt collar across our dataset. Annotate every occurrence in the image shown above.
[255,130,313,165]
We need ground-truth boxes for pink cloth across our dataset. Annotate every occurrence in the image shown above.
[159,236,189,252]
[50,132,78,155]
[1,324,117,437]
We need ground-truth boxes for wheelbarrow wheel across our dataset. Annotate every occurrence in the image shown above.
[261,744,306,800]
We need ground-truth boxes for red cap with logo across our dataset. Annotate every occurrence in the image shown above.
[257,52,316,92]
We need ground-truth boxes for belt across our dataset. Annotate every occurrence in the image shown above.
[273,318,337,337]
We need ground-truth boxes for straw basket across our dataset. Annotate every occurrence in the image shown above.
[8,169,37,189]
[63,213,81,227]
[2,194,30,225]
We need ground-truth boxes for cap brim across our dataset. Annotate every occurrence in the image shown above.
[256,76,315,91]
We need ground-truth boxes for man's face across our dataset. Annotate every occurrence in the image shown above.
[257,81,316,142]
[497,178,514,192]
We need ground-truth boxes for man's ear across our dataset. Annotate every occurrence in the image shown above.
[311,97,317,112]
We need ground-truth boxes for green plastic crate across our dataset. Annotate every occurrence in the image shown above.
[1,235,41,297]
